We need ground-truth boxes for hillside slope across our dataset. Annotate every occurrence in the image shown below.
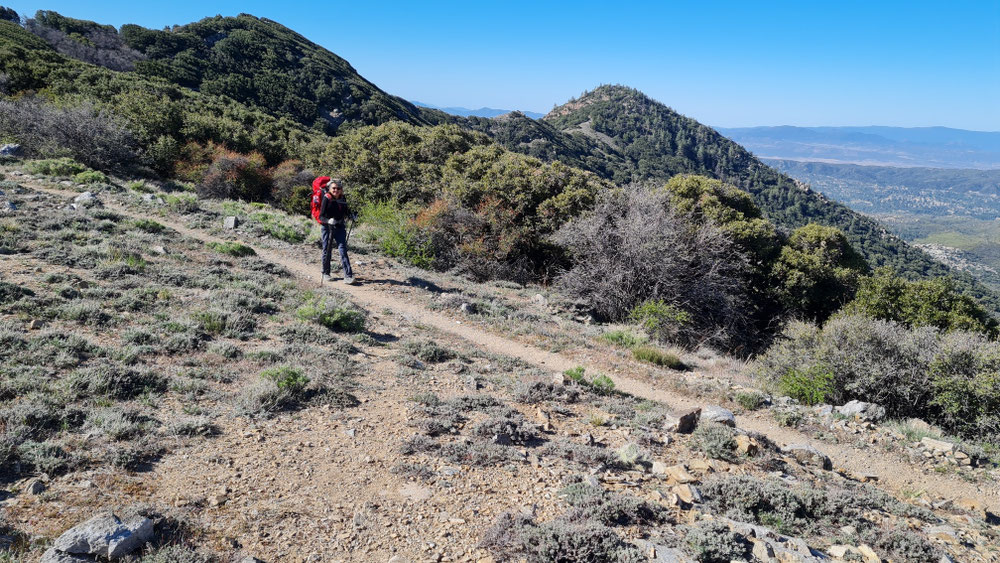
[531,86,1000,313]
[119,13,432,131]
[2,167,997,561]
[19,11,431,133]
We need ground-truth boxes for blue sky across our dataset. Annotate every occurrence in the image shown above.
[6,0,999,130]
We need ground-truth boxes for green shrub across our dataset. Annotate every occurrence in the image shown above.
[402,339,454,363]
[131,218,165,233]
[757,315,1000,440]
[359,200,434,268]
[685,520,750,563]
[58,301,112,326]
[562,366,615,394]
[927,334,1000,438]
[207,241,256,257]
[564,366,587,383]
[560,482,666,526]
[479,511,646,563]
[600,330,647,348]
[25,158,88,177]
[771,223,867,323]
[778,364,834,406]
[773,409,803,427]
[295,295,366,333]
[693,423,738,462]
[629,299,692,344]
[698,474,937,557]
[249,210,310,243]
[164,193,199,214]
[590,374,616,395]
[192,310,227,335]
[734,391,766,411]
[17,440,74,474]
[73,170,107,184]
[261,366,309,392]
[845,267,998,337]
[631,346,686,369]
[64,365,166,400]
[126,180,154,193]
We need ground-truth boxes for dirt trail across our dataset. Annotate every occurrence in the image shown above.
[33,182,999,510]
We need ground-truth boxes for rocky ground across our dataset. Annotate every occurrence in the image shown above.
[0,163,998,562]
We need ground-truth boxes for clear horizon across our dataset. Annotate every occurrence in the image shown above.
[5,0,999,130]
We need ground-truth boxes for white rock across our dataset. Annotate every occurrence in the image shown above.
[701,405,735,427]
[53,513,153,559]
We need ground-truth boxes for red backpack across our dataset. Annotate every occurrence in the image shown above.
[311,176,330,224]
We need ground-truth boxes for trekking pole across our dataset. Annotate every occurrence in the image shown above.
[346,216,355,246]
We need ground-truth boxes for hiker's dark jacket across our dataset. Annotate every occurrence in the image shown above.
[319,194,352,225]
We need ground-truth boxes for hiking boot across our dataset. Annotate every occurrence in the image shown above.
[322,274,331,282]
[343,276,355,285]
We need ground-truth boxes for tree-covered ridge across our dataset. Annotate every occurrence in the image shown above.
[116,13,430,131]
[0,18,318,167]
[533,85,1000,314]
[458,112,631,182]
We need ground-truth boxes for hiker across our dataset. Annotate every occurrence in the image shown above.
[314,177,356,284]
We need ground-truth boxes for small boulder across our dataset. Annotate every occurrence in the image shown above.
[532,293,547,306]
[73,192,101,208]
[659,464,698,484]
[662,408,700,434]
[735,434,758,456]
[52,513,153,559]
[671,484,702,504]
[836,400,885,422]
[920,437,954,454]
[0,201,16,213]
[25,478,46,495]
[0,144,20,157]
[223,216,239,229]
[782,444,832,470]
[701,406,735,427]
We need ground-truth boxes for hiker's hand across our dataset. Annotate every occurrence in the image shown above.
[350,213,358,221]
[327,218,336,225]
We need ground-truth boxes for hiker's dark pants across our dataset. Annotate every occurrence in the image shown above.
[321,223,352,278]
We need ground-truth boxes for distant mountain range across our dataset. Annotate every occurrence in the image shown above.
[716,126,1000,169]
[411,101,545,119]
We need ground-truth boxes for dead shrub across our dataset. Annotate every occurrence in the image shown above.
[0,97,139,171]
[554,188,751,350]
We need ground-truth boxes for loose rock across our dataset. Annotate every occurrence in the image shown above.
[52,513,153,559]
[836,400,886,422]
[662,408,700,433]
[782,444,832,470]
[701,406,735,427]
